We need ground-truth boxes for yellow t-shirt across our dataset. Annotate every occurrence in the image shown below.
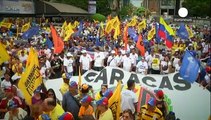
[99,108,113,120]
[151,58,160,70]
[60,83,69,95]
[139,105,164,120]
[49,104,64,120]
[95,92,102,101]
[78,105,94,117]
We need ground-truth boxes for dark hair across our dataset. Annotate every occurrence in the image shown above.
[127,80,135,89]
[47,88,57,101]
[122,109,133,119]
[101,84,108,88]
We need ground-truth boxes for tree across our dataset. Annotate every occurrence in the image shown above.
[182,0,210,17]
[96,0,111,16]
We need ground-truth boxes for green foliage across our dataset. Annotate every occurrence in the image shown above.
[96,0,111,16]
[91,13,106,21]
[182,0,210,17]
[118,3,134,19]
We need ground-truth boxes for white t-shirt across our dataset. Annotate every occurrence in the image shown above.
[94,52,105,67]
[121,56,133,71]
[107,55,118,67]
[121,89,138,114]
[4,108,27,120]
[79,54,92,70]
[1,80,11,90]
[19,54,28,62]
[175,64,180,72]
[63,58,74,73]
[136,60,148,74]
[161,61,171,73]
[130,53,138,66]
[44,49,52,58]
[172,57,180,67]
[145,54,154,68]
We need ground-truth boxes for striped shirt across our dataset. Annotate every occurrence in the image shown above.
[139,105,164,120]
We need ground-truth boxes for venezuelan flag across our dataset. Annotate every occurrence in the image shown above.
[158,17,175,48]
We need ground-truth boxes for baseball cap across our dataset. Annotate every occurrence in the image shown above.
[7,99,18,109]
[81,50,87,53]
[59,112,74,120]
[81,95,92,103]
[148,97,156,107]
[103,89,113,99]
[4,86,12,92]
[11,75,21,82]
[34,86,42,94]
[81,84,89,90]
[96,97,108,106]
[154,89,164,100]
[111,50,115,54]
[69,81,78,88]
[66,52,73,57]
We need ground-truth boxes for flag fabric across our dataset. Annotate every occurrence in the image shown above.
[100,22,105,37]
[179,50,200,83]
[61,21,67,30]
[0,42,10,64]
[45,36,53,49]
[128,27,138,42]
[105,19,114,34]
[158,17,174,48]
[123,24,128,50]
[64,24,74,41]
[18,47,42,105]
[78,66,82,87]
[50,25,64,54]
[113,17,121,39]
[95,36,102,46]
[136,34,145,56]
[138,19,147,32]
[74,22,83,37]
[155,22,161,43]
[0,22,12,29]
[186,25,193,38]
[128,16,137,27]
[21,22,31,33]
[108,80,122,120]
[22,26,39,40]
[147,27,155,40]
[177,23,189,40]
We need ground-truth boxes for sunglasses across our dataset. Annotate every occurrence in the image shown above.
[48,93,54,96]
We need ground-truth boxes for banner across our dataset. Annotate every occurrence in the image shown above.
[0,42,10,64]
[18,48,42,105]
[45,67,210,120]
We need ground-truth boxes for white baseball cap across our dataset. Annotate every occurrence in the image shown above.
[81,50,87,53]
[111,50,115,54]
[66,52,73,57]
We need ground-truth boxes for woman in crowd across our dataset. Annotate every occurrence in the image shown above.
[95,84,108,101]
[120,109,134,120]
[47,88,60,104]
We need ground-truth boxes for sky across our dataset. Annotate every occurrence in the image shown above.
[130,0,143,7]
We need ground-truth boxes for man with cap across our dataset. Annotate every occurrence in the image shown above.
[130,48,138,72]
[78,95,94,120]
[4,99,27,120]
[50,54,63,79]
[136,57,148,74]
[96,97,113,120]
[0,86,21,119]
[154,89,168,118]
[107,50,118,67]
[139,97,164,120]
[79,50,92,74]
[11,75,24,100]
[93,47,105,71]
[121,51,133,72]
[59,73,70,95]
[63,52,74,77]
[62,81,80,120]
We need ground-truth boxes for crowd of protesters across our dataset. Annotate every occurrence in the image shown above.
[0,16,210,120]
